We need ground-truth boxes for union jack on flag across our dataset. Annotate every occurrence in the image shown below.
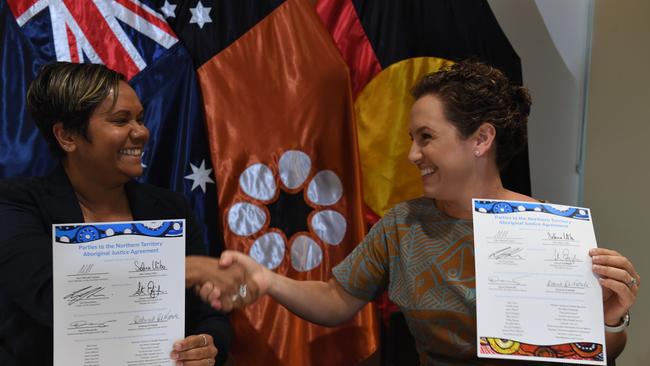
[6,0,179,78]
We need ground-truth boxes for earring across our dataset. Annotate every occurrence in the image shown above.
[474,150,480,157]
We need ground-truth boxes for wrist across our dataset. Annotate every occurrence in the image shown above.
[605,312,630,333]
[185,256,200,287]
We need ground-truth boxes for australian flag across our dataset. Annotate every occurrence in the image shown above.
[0,0,222,254]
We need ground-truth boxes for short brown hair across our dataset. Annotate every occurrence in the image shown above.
[26,62,125,157]
[411,60,531,171]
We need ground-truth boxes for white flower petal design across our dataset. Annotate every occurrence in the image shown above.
[227,202,266,236]
[290,235,322,272]
[279,150,311,189]
[306,170,343,206]
[311,210,346,245]
[239,163,276,201]
[548,204,571,212]
[143,221,164,229]
[250,232,285,270]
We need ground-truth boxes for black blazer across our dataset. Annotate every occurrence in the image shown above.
[0,165,231,365]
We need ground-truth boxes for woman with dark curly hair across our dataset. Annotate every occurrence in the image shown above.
[189,60,640,365]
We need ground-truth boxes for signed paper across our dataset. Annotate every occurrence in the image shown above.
[473,200,606,365]
[53,220,185,366]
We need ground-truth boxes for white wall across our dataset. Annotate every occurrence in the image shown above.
[488,0,591,205]
[583,1,650,364]
[490,1,649,364]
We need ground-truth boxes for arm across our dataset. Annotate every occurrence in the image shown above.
[605,331,626,360]
[200,209,394,324]
[0,181,53,327]
[182,204,232,365]
[590,247,640,360]
[218,251,368,326]
[269,276,368,327]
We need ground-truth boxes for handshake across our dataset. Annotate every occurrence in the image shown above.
[185,251,269,312]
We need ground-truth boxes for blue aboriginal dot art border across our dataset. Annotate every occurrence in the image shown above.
[474,200,590,220]
[55,221,184,244]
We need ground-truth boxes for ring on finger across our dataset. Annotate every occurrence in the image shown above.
[201,334,207,347]
[627,277,638,288]
[239,283,247,298]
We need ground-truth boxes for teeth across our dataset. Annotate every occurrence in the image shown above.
[120,148,142,156]
[420,167,437,176]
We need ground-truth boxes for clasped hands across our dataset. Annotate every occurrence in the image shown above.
[186,251,268,312]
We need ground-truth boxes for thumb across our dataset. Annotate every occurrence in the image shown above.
[218,250,238,267]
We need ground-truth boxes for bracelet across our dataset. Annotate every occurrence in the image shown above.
[604,312,630,333]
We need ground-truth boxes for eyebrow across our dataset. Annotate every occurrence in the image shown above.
[107,109,144,117]
[410,125,432,136]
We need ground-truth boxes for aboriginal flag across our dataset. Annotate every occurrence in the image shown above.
[316,0,530,218]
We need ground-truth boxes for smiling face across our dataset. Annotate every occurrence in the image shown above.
[408,94,476,201]
[71,81,148,184]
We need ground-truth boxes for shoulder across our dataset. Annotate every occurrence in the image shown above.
[130,181,186,204]
[0,176,47,203]
[126,180,193,220]
[503,190,538,203]
[382,197,440,224]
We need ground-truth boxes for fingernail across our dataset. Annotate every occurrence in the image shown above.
[170,352,178,360]
[589,248,597,255]
[592,256,599,263]
[592,264,600,271]
[174,343,182,351]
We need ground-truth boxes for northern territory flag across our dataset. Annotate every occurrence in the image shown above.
[156,0,379,365]
[316,0,530,218]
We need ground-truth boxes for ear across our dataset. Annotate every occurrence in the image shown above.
[52,122,78,153]
[472,122,496,156]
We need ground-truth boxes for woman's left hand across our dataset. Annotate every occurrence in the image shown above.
[590,248,640,325]
[170,333,218,365]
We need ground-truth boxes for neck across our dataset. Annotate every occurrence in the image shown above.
[436,161,510,219]
[62,159,131,220]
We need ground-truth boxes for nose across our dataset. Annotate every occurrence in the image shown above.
[130,122,149,142]
[407,140,421,165]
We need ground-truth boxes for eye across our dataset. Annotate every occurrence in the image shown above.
[110,119,129,125]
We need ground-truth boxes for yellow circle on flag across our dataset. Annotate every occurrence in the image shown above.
[354,57,454,216]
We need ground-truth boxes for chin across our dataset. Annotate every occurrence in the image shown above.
[120,167,143,179]
[422,187,439,199]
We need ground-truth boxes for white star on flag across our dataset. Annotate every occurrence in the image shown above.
[160,1,177,18]
[184,159,215,193]
[189,1,212,29]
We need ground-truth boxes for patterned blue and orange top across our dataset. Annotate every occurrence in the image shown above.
[333,197,563,365]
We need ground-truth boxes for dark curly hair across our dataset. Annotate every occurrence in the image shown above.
[411,60,531,171]
[26,62,125,157]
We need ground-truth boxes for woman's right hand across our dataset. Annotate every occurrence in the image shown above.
[197,250,271,312]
